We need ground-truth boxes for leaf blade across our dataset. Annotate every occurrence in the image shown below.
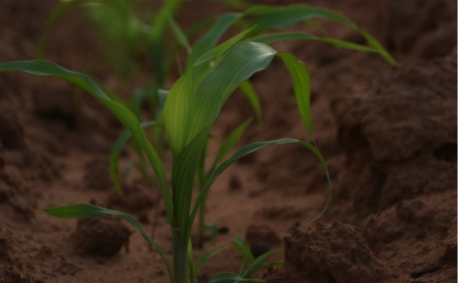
[44,204,173,280]
[0,60,175,225]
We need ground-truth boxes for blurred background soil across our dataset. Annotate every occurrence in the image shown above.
[0,0,456,282]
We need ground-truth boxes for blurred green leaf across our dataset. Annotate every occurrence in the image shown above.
[194,246,227,277]
[242,249,282,277]
[232,236,255,272]
[166,11,191,53]
[208,272,262,283]
[187,13,241,70]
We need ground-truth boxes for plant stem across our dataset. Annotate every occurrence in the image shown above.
[197,186,208,249]
[172,229,188,283]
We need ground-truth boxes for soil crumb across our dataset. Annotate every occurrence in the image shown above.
[73,216,131,256]
[264,221,390,283]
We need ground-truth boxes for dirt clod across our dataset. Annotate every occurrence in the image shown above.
[73,216,131,256]
[264,221,390,283]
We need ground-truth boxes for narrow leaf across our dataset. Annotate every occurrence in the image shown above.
[250,32,381,54]
[44,204,173,280]
[193,27,254,67]
[239,80,262,122]
[190,138,332,233]
[208,272,262,283]
[194,246,227,277]
[187,13,242,69]
[109,121,161,196]
[166,11,191,53]
[275,52,313,137]
[242,249,282,277]
[243,4,397,66]
[0,60,174,225]
[213,118,252,167]
[232,236,255,272]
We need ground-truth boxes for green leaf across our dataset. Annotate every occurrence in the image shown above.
[232,236,255,273]
[109,121,161,196]
[166,11,191,53]
[172,126,211,236]
[213,118,252,167]
[150,0,185,86]
[213,0,250,9]
[250,32,382,54]
[188,240,195,283]
[44,204,173,280]
[357,29,398,66]
[243,4,397,66]
[0,60,174,226]
[192,27,255,67]
[187,13,242,70]
[239,80,262,122]
[194,246,227,277]
[245,5,356,30]
[205,222,219,244]
[208,272,262,283]
[190,138,332,233]
[36,0,93,59]
[242,249,282,277]
[275,51,313,137]
[164,41,276,157]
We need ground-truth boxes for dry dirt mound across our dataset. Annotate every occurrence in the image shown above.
[264,56,457,283]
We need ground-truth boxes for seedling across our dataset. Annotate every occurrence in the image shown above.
[1,4,396,283]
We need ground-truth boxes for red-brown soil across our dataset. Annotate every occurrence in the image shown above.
[0,0,456,283]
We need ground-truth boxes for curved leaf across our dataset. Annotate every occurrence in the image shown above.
[194,246,227,278]
[276,51,312,137]
[242,4,397,66]
[166,11,191,53]
[36,0,93,59]
[213,118,252,167]
[109,121,162,196]
[239,80,262,122]
[208,272,262,283]
[250,32,382,54]
[193,27,255,67]
[242,249,282,277]
[190,138,332,232]
[232,236,254,274]
[164,41,275,157]
[187,12,242,69]
[0,60,175,225]
[44,204,173,280]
